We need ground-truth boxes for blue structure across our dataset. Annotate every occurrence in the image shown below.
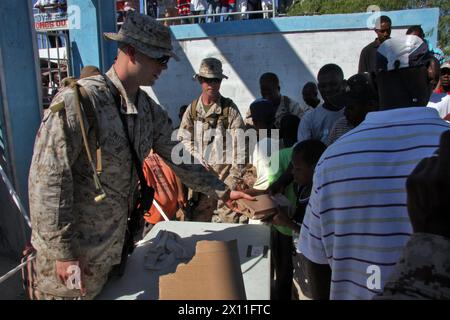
[0,0,42,207]
[68,0,117,77]
[0,0,43,252]
[170,8,440,47]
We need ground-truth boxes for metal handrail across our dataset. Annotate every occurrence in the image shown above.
[156,10,275,22]
[137,0,277,23]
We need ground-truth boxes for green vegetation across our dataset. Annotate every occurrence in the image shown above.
[287,0,449,57]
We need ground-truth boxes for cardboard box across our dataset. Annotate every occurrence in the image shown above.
[159,240,246,300]
[236,194,278,220]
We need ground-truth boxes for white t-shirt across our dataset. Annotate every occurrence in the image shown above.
[428,93,450,119]
[251,137,279,191]
[190,0,207,11]
[297,104,345,144]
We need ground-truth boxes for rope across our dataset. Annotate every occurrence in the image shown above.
[0,164,31,229]
[0,254,35,285]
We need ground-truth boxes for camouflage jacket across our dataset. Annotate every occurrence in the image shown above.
[245,95,312,128]
[374,233,450,300]
[178,95,245,190]
[29,66,229,265]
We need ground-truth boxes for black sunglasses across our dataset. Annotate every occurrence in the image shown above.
[154,55,171,65]
[199,77,222,84]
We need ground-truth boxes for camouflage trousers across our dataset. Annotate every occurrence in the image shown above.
[33,253,113,300]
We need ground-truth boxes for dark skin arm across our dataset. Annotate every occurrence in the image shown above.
[270,208,300,233]
[267,163,294,195]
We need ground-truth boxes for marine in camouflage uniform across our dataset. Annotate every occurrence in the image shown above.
[374,233,450,300]
[178,58,246,223]
[29,12,232,300]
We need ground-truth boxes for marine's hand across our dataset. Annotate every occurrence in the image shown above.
[56,259,92,296]
[229,190,256,202]
[224,191,255,212]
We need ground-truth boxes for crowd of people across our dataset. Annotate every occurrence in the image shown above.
[26,11,450,301]
[33,0,67,12]
[147,0,291,24]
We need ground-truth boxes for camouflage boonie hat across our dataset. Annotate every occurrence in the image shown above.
[194,58,228,80]
[104,11,179,61]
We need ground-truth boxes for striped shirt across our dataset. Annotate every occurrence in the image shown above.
[327,116,355,146]
[298,107,450,300]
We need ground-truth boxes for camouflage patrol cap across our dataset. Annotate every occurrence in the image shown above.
[194,58,228,80]
[104,11,179,61]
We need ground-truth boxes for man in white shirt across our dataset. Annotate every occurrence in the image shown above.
[297,64,345,144]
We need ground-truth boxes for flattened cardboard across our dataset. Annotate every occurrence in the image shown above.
[159,240,246,300]
[236,194,278,220]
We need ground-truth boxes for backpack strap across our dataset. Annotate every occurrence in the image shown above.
[219,96,234,128]
[190,96,233,128]
[78,85,102,175]
[71,82,106,202]
[190,98,199,123]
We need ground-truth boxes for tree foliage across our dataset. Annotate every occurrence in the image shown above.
[287,0,449,57]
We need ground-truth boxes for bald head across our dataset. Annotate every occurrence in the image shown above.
[317,64,344,107]
[260,72,281,105]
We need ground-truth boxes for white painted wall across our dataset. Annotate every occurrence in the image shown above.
[143,28,407,125]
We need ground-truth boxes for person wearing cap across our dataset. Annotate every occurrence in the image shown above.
[435,61,450,94]
[178,57,246,223]
[246,72,312,130]
[326,73,379,145]
[245,98,279,193]
[427,61,450,120]
[298,34,450,300]
[358,15,392,74]
[28,12,251,300]
[238,99,279,207]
